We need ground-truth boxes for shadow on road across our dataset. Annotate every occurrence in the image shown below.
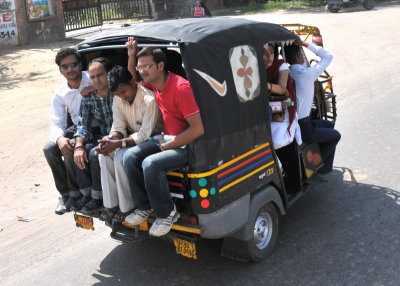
[0,39,81,92]
[91,167,400,285]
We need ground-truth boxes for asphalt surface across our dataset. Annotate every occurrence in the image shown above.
[2,2,400,285]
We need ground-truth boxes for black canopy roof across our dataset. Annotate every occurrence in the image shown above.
[77,18,300,172]
[77,17,297,48]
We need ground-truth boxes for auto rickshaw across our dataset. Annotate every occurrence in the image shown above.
[73,18,337,262]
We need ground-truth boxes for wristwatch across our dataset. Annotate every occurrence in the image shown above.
[121,140,126,148]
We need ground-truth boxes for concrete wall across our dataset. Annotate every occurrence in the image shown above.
[0,0,65,46]
[16,0,65,46]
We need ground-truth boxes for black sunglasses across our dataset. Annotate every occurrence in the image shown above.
[61,61,79,70]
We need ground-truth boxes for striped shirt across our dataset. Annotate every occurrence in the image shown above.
[74,91,114,143]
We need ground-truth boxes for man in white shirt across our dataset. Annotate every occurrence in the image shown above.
[43,48,92,215]
[95,66,161,221]
[284,40,341,174]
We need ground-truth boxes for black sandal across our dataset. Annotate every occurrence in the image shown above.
[113,211,127,222]
[100,208,117,221]
[113,209,135,222]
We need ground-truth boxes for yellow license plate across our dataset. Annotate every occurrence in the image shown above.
[74,214,94,230]
[173,238,197,260]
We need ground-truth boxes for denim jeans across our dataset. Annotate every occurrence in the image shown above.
[300,119,341,173]
[122,141,189,218]
[42,126,79,197]
[74,142,102,199]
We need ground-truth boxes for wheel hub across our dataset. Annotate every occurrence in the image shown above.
[253,212,273,250]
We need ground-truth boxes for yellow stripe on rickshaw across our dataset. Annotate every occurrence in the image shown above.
[171,224,202,234]
[219,160,275,193]
[166,171,184,178]
[185,142,271,179]
[123,221,201,235]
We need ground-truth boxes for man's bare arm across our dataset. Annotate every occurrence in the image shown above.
[161,113,204,150]
[126,37,138,82]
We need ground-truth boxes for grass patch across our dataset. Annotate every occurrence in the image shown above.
[214,0,325,16]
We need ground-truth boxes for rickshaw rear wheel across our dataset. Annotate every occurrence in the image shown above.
[327,4,341,12]
[362,0,375,10]
[247,202,278,262]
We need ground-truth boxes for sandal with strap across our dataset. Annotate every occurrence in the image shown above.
[100,208,117,221]
[113,211,128,222]
[113,209,135,222]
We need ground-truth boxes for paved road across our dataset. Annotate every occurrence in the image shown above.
[2,2,400,285]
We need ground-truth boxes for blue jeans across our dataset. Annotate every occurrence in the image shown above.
[122,141,189,218]
[74,142,102,199]
[300,119,341,173]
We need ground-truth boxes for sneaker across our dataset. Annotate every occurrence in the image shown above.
[81,198,103,214]
[149,204,180,237]
[70,195,91,211]
[55,195,68,215]
[64,196,81,212]
[125,208,154,225]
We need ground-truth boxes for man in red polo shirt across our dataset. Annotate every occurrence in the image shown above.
[123,38,204,237]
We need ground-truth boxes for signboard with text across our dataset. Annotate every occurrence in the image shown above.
[0,6,18,45]
[0,0,15,11]
[0,0,18,45]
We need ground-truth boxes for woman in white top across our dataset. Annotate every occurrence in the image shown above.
[263,43,302,193]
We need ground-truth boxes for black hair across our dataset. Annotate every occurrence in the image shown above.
[283,45,300,65]
[108,65,133,92]
[55,48,82,66]
[88,57,112,72]
[137,47,167,66]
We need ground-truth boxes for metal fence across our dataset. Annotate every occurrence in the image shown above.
[62,0,151,32]
[101,0,150,21]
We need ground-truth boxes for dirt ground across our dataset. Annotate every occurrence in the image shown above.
[0,39,84,232]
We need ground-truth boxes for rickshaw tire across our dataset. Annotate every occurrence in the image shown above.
[362,0,375,10]
[327,4,340,13]
[246,202,279,262]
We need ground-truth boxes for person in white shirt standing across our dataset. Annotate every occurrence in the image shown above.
[284,39,341,174]
[43,48,92,215]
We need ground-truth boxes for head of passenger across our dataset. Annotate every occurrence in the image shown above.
[284,45,304,65]
[55,48,82,81]
[88,57,111,92]
[108,65,137,104]
[136,47,167,84]
[263,44,275,69]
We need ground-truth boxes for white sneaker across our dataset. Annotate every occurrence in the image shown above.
[149,204,180,237]
[125,208,154,225]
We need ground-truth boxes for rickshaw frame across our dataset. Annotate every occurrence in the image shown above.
[73,18,337,262]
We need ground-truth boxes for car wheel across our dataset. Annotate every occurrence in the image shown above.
[362,0,375,10]
[246,202,278,262]
[327,4,341,12]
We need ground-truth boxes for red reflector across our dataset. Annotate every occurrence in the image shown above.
[312,35,323,47]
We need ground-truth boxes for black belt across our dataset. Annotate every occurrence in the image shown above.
[298,116,310,124]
